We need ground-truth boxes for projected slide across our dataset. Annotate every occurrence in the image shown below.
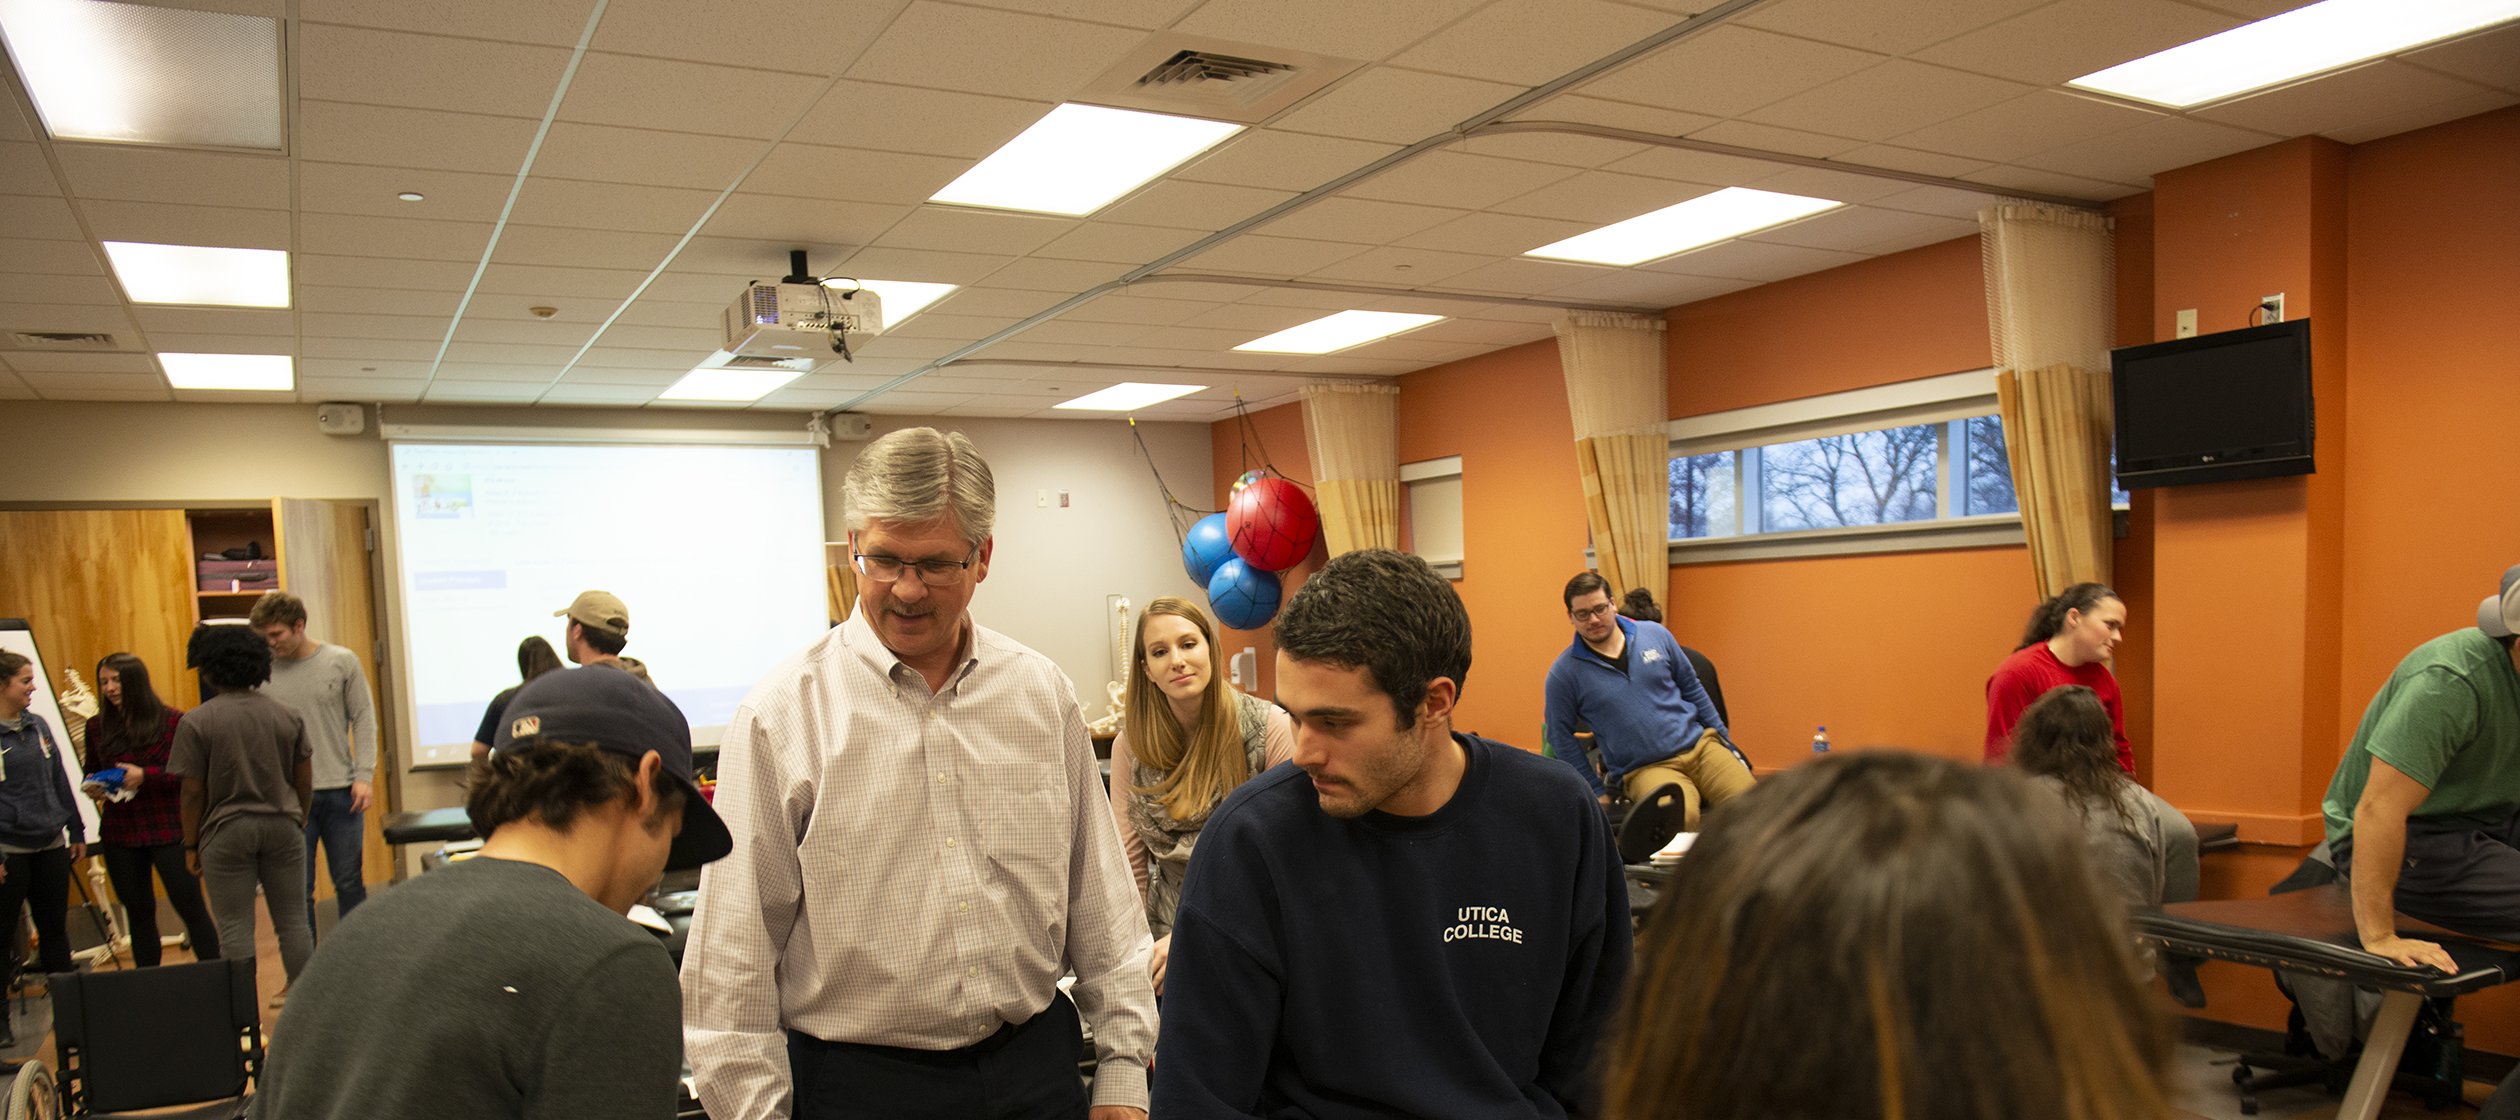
[389,442,828,767]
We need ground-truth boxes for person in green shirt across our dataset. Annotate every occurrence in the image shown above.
[2322,564,2520,971]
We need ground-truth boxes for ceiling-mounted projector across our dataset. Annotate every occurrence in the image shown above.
[722,281,884,362]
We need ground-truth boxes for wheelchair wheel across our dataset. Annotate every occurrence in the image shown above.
[4,1061,58,1120]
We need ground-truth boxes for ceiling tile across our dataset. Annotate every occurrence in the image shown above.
[560,54,826,140]
[448,318,602,346]
[1447,130,1649,169]
[301,213,495,262]
[1741,165,1927,206]
[1171,0,1491,60]
[1576,25,1884,118]
[697,193,913,246]
[135,331,295,352]
[0,351,155,374]
[843,2,1144,101]
[300,357,431,379]
[1339,149,1582,211]
[1391,0,1679,86]
[1403,316,1557,345]
[850,334,962,360]
[296,102,540,174]
[38,387,176,401]
[1509,95,1723,141]
[785,80,1052,159]
[1488,170,1712,224]
[670,238,859,277]
[1171,303,1327,332]
[1097,180,1299,232]
[1641,239,1870,282]
[1394,210,1594,256]
[975,257,1133,293]
[0,144,57,196]
[1957,163,2141,200]
[1305,244,1497,286]
[1176,235,1371,277]
[742,144,971,205]
[302,337,441,360]
[532,122,764,192]
[590,323,720,351]
[52,147,287,210]
[2401,23,2520,95]
[609,297,722,327]
[470,263,649,300]
[299,0,594,46]
[2315,90,2519,146]
[1736,0,2049,54]
[1061,294,1208,327]
[1830,144,1999,178]
[424,381,550,402]
[0,273,121,305]
[298,163,514,222]
[297,252,478,291]
[1032,222,1207,265]
[0,196,83,240]
[1272,68,1525,145]
[1743,205,1979,252]
[1852,217,1982,256]
[1257,197,1469,245]
[834,245,1016,285]
[1911,0,2246,86]
[300,376,427,401]
[301,311,454,340]
[298,24,572,118]
[872,207,1077,256]
[0,95,35,143]
[1743,60,2034,143]
[2196,61,2505,142]
[562,365,691,385]
[508,178,723,235]
[1891,90,2161,164]
[442,340,585,365]
[1171,130,1404,194]
[1684,120,1867,158]
[1869,183,2010,219]
[2016,115,2280,185]
[887,312,1019,341]
[81,200,293,249]
[535,383,663,404]
[1122,278,1278,303]
[0,304,139,335]
[131,307,293,335]
[924,287,1067,319]
[19,371,169,393]
[435,361,562,383]
[588,0,901,76]
[490,225,684,270]
[1593,144,1784,187]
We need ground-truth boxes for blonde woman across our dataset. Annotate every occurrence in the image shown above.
[1107,596,1292,994]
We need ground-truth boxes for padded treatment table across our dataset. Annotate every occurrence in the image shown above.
[2135,885,2520,1120]
[380,806,478,845]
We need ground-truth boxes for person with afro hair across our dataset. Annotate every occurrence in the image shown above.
[170,624,316,989]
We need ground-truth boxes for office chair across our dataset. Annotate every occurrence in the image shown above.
[50,958,260,1119]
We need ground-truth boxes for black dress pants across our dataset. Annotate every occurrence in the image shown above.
[787,993,1090,1120]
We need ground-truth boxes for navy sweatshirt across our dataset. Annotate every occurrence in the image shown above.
[1152,733,1631,1119]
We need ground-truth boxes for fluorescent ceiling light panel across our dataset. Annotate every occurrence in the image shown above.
[843,280,958,324]
[1052,383,1205,411]
[102,242,291,308]
[2069,0,2520,108]
[160,353,292,391]
[1233,311,1446,355]
[660,366,808,402]
[1524,188,1842,266]
[930,104,1244,216]
[0,0,282,148]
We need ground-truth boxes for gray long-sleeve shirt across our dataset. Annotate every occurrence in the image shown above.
[261,642,376,788]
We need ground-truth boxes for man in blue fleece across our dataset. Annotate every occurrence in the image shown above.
[1545,571,1753,830]
[1153,549,1631,1119]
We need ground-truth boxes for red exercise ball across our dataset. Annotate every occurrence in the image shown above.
[1227,476,1320,572]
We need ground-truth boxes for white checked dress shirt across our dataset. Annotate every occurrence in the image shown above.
[681,611,1158,1119]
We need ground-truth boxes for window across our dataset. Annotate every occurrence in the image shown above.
[1400,456,1463,579]
[1665,370,2129,562]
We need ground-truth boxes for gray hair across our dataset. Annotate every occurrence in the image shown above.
[842,427,996,545]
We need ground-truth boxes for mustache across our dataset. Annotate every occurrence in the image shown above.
[885,602,938,618]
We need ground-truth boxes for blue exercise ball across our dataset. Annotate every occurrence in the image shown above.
[1182,512,1235,586]
[1206,557,1282,630]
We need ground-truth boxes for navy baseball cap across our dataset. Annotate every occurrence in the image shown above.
[492,666,732,870]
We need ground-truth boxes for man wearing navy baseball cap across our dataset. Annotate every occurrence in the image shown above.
[252,667,731,1120]
[2321,563,2520,973]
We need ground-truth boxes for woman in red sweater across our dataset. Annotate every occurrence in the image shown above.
[84,653,221,966]
[1984,582,2135,774]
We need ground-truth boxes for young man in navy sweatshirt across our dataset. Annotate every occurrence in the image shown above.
[1153,549,1632,1119]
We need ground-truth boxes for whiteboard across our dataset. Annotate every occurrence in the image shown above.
[0,620,102,843]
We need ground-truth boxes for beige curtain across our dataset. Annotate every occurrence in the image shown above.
[1555,312,1669,596]
[826,561,857,624]
[1982,203,2115,597]
[1299,382,1401,555]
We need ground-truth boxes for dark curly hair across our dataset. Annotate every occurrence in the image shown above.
[1276,549,1470,729]
[2007,686,2136,832]
[465,739,681,840]
[188,625,273,691]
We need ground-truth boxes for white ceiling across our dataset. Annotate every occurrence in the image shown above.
[1,0,2513,419]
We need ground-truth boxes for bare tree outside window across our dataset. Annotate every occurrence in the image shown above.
[1760,424,1939,530]
[1963,415,2019,515]
[1669,451,1736,539]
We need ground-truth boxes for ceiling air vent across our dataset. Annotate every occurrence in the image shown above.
[716,354,815,372]
[8,331,121,350]
[1080,35,1362,125]
[1139,50,1293,88]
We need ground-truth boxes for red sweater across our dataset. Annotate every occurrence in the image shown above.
[1984,644,2135,774]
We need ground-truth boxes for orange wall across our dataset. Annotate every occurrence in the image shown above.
[1665,235,1989,412]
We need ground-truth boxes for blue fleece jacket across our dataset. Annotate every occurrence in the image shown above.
[1151,733,1631,1119]
[1543,616,1739,797]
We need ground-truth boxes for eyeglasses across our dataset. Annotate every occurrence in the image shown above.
[854,546,980,587]
[1570,604,1615,622]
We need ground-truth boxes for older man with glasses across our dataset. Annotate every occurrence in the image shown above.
[681,426,1157,1120]
[1542,571,1754,831]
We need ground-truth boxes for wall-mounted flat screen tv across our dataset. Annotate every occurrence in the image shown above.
[2112,319,2313,490]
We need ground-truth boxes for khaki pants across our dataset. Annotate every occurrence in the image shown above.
[1619,728,1756,831]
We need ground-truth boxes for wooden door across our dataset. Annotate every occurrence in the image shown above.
[273,498,398,892]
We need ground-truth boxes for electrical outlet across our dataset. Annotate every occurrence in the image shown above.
[1036,488,1048,508]
[2261,292,2285,323]
[2175,308,2198,338]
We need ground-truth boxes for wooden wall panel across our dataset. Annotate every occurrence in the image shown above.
[0,509,197,719]
[275,498,397,891]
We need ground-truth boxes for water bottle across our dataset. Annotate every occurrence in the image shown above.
[1812,725,1831,754]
